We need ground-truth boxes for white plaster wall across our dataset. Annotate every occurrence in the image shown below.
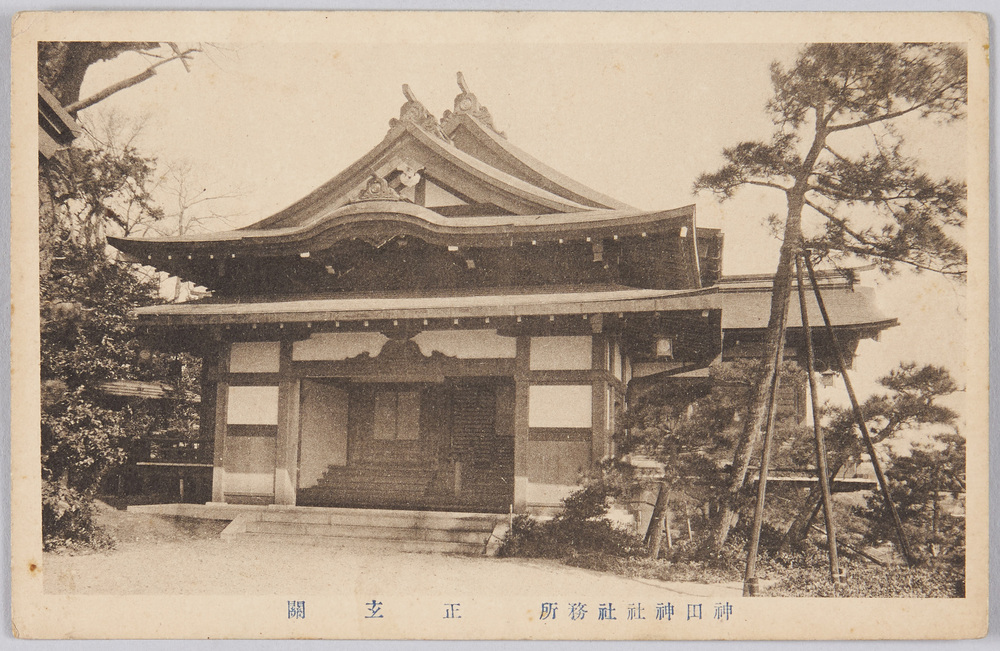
[227,385,280,425]
[528,385,592,428]
[224,436,275,495]
[526,482,580,507]
[529,336,592,370]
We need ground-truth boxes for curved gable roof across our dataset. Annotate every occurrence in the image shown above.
[444,112,633,211]
[108,76,720,294]
[247,120,598,232]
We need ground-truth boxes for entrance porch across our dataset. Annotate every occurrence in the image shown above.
[198,321,647,515]
[295,378,514,513]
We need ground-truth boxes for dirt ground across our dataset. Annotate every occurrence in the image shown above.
[42,501,743,598]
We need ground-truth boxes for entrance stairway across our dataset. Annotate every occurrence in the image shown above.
[297,464,438,509]
[221,506,502,555]
[297,462,513,513]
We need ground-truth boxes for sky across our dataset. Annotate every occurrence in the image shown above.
[75,41,969,428]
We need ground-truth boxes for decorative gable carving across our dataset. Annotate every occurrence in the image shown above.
[441,72,506,138]
[351,174,402,203]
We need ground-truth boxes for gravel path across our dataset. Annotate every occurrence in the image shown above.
[43,537,742,598]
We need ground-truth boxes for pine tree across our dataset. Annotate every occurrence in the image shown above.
[694,44,968,548]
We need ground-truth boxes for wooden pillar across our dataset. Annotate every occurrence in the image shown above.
[591,335,609,464]
[211,342,231,503]
[273,340,300,506]
[512,335,530,512]
[198,348,217,503]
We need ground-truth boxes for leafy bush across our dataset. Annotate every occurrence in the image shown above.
[40,239,201,548]
[497,514,644,559]
[42,481,114,552]
[497,479,645,559]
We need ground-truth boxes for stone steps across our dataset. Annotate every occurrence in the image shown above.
[317,466,437,479]
[309,466,437,498]
[222,506,502,555]
[297,490,511,512]
[230,532,487,555]
[247,520,493,544]
[299,461,514,513]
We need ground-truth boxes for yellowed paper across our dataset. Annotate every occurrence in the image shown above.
[11,11,990,639]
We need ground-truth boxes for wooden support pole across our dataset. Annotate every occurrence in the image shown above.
[665,508,673,549]
[796,253,841,584]
[743,294,789,596]
[803,254,917,567]
[274,379,300,505]
[592,335,609,465]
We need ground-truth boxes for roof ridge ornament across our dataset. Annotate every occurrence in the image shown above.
[388,84,450,142]
[441,72,506,139]
[352,173,402,203]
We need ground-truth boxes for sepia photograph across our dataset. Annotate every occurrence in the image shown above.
[10,10,990,640]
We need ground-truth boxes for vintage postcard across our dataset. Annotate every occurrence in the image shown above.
[10,11,990,639]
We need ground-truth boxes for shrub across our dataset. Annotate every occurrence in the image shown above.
[497,514,645,559]
[42,481,114,552]
[40,239,201,549]
[497,481,645,559]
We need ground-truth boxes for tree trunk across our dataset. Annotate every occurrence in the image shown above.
[712,223,798,551]
[782,486,824,551]
[40,42,159,106]
[711,119,830,551]
[646,482,670,559]
[38,163,59,277]
[931,488,939,557]
[780,459,846,550]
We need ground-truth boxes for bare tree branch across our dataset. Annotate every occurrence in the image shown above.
[64,48,200,114]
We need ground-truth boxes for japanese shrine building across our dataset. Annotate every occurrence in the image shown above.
[109,74,896,515]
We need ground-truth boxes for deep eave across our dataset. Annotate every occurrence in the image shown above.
[134,286,716,326]
[132,282,896,335]
[109,203,698,258]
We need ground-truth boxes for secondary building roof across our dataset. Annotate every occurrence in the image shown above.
[134,286,715,326]
[133,280,895,333]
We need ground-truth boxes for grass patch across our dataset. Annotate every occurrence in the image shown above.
[765,561,964,598]
[565,553,741,584]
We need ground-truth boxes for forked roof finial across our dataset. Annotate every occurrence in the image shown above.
[388,83,449,142]
[441,71,506,139]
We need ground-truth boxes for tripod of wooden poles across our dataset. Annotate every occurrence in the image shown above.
[741,251,916,597]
